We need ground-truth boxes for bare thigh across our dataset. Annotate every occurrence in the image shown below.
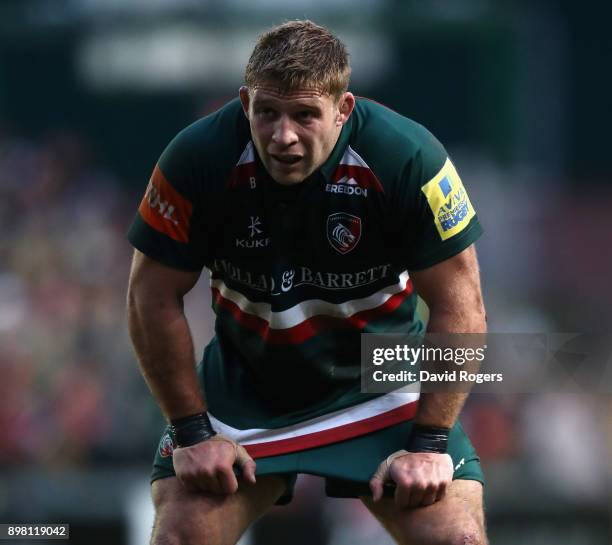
[361,479,487,545]
[150,475,287,545]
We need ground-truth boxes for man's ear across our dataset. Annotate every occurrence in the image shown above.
[336,92,355,127]
[239,86,251,119]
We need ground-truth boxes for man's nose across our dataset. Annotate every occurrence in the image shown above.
[272,116,298,147]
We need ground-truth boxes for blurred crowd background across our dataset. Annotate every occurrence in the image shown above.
[0,1,610,544]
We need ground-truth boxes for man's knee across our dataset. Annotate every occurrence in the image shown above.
[425,522,486,545]
[396,518,487,545]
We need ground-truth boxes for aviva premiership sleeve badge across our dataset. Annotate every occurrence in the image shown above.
[421,158,475,241]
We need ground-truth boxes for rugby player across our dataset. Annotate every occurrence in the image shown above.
[127,20,488,545]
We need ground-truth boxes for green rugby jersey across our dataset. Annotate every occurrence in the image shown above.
[129,97,482,458]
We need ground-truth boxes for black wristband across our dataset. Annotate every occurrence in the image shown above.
[407,424,450,454]
[170,412,216,448]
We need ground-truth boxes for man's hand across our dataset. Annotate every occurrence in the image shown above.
[370,450,453,508]
[172,434,257,494]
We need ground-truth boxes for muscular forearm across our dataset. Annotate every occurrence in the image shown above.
[127,291,206,421]
[415,304,486,428]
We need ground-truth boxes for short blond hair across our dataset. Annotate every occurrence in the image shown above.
[245,20,351,99]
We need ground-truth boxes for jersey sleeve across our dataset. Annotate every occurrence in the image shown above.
[394,130,483,270]
[127,129,208,271]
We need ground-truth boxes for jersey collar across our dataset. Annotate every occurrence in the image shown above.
[319,113,354,183]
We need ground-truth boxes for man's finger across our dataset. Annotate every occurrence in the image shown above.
[369,476,385,502]
[408,491,424,508]
[241,460,257,484]
[217,467,239,494]
[394,478,414,508]
[178,474,201,493]
[186,471,217,494]
[235,443,257,484]
[420,486,438,507]
[369,460,389,502]
[434,481,448,503]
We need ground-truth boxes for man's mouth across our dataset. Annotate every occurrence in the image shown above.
[270,154,302,165]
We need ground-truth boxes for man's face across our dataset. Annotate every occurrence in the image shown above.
[240,85,354,185]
